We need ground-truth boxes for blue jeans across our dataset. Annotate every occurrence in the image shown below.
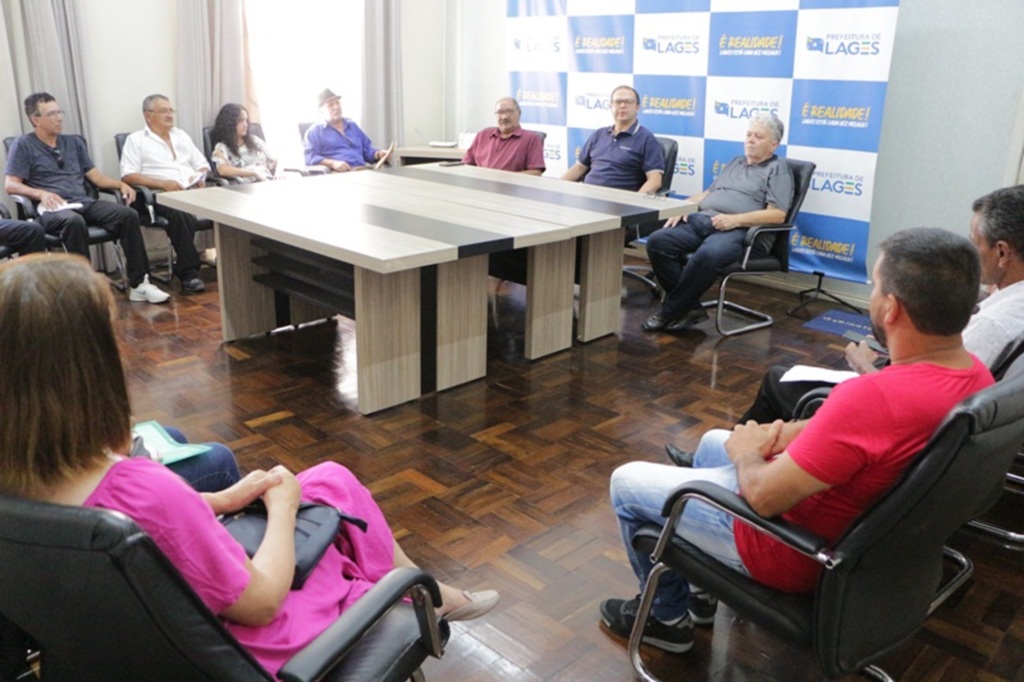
[610,429,748,621]
[646,213,765,320]
[163,426,241,493]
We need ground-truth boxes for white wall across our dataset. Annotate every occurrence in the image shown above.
[76,0,178,177]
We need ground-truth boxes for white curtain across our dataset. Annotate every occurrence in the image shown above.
[175,0,247,142]
[1007,86,1024,186]
[362,0,403,147]
[1,0,89,136]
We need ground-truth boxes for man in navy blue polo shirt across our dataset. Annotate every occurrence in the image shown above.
[561,85,664,194]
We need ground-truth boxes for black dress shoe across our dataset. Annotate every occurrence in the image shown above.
[665,308,708,332]
[665,443,695,467]
[181,276,206,293]
[642,313,673,332]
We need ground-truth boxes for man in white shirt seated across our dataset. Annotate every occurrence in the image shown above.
[120,94,210,293]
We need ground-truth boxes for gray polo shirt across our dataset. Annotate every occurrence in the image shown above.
[5,133,95,202]
[699,154,793,217]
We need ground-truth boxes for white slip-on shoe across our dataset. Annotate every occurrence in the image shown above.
[129,275,170,304]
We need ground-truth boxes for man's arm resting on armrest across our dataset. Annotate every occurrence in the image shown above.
[725,420,828,518]
[711,204,786,231]
[4,174,62,208]
[561,161,588,182]
[638,170,663,195]
[121,173,183,192]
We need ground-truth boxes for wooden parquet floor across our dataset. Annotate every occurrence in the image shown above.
[115,267,1024,681]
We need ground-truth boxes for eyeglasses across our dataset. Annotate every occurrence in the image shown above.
[612,99,637,106]
[34,109,64,118]
[146,108,176,115]
[494,108,517,116]
[50,147,64,169]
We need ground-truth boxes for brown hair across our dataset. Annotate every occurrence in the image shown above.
[0,254,132,496]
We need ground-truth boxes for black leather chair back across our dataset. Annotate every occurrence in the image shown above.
[655,136,678,195]
[204,123,268,169]
[814,374,1024,675]
[114,131,128,160]
[0,496,272,680]
[769,157,814,272]
[0,204,10,261]
[298,122,314,141]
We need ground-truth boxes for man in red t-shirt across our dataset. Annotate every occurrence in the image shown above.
[601,227,994,654]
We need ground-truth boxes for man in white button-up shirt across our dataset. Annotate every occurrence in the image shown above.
[120,94,210,293]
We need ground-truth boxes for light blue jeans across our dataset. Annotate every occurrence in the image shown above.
[610,429,749,621]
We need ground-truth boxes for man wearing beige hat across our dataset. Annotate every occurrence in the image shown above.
[303,88,388,172]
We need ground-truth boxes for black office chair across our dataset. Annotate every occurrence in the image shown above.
[695,158,815,336]
[114,131,217,282]
[0,495,449,681]
[524,129,547,146]
[202,121,268,184]
[622,136,679,292]
[3,135,127,289]
[965,336,1024,544]
[0,204,12,260]
[627,373,1024,682]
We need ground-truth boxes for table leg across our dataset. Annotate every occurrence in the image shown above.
[215,223,276,342]
[525,239,575,359]
[354,267,421,414]
[435,255,488,391]
[577,230,623,342]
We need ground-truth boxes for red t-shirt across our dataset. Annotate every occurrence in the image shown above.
[735,357,993,593]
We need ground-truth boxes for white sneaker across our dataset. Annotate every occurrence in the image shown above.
[129,275,170,304]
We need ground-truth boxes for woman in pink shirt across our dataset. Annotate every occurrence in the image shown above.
[0,255,498,675]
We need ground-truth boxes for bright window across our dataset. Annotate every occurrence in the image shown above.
[244,0,365,166]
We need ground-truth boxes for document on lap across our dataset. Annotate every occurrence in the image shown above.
[38,202,84,215]
[779,365,859,385]
[132,421,210,464]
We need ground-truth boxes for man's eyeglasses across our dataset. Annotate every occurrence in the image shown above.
[34,110,64,118]
[146,108,176,115]
[611,99,637,106]
[50,147,64,169]
[494,108,517,116]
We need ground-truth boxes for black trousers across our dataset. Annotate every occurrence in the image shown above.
[738,365,833,423]
[0,219,46,254]
[153,205,201,277]
[39,200,150,287]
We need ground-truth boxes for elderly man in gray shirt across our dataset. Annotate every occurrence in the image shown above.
[642,113,794,332]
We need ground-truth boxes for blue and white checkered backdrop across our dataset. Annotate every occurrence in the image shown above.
[506,0,900,284]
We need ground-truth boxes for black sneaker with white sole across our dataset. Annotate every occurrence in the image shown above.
[688,590,718,626]
[600,596,694,653]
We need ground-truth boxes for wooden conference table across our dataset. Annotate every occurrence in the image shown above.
[160,165,694,414]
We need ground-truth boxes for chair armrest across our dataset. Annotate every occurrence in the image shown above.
[204,178,229,188]
[0,203,10,220]
[742,222,795,247]
[124,184,159,224]
[277,567,444,682]
[9,195,38,221]
[658,479,832,564]
[95,187,124,204]
[794,387,834,419]
[283,165,330,176]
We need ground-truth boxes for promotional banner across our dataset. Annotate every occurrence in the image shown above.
[506,0,901,284]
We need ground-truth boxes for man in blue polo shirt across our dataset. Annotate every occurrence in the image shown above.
[304,88,389,172]
[561,85,664,194]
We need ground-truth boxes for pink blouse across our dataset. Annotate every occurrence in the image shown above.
[84,458,395,675]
